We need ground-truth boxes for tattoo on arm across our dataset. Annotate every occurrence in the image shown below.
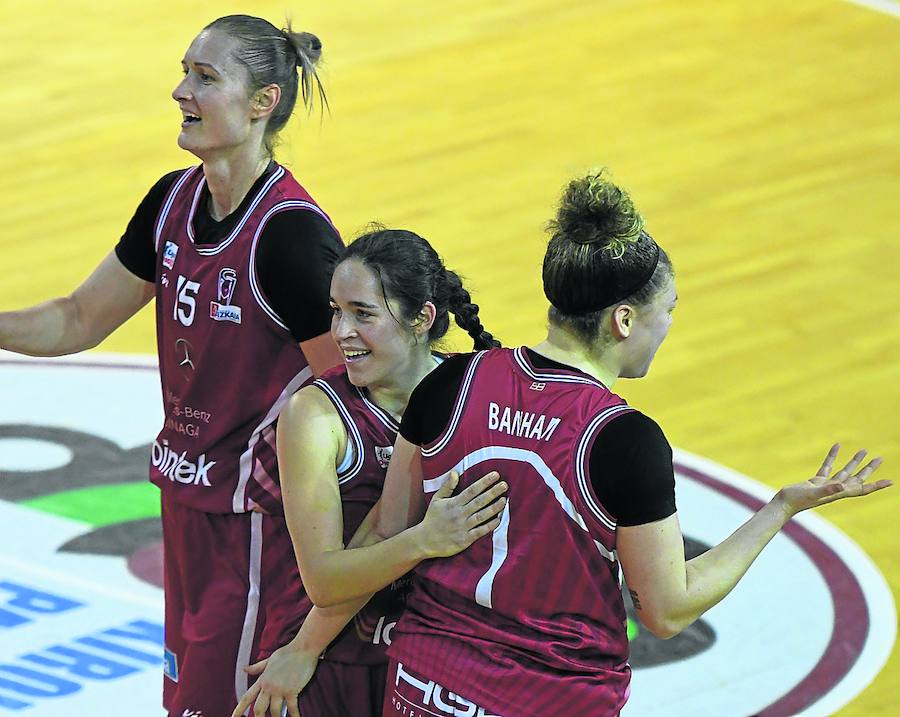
[629,588,642,610]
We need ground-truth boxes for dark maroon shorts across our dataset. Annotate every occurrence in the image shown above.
[382,659,504,717]
[292,660,387,717]
[161,495,304,717]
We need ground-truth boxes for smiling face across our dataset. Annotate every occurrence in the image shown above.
[171,29,257,158]
[618,276,677,379]
[329,259,423,390]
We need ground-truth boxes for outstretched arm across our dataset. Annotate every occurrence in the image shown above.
[0,251,154,356]
[618,445,890,639]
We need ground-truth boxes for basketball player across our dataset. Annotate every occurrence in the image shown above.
[0,15,349,717]
[231,228,506,717]
[371,172,891,716]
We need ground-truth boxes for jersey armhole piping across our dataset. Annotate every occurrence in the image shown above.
[574,404,635,531]
[249,200,338,335]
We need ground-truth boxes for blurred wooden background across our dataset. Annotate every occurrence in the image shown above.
[0,1,896,713]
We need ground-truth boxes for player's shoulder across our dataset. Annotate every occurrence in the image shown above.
[414,352,480,395]
[600,409,669,446]
[268,163,322,208]
[283,377,344,427]
[310,365,372,412]
[152,166,196,193]
[136,167,194,213]
[259,206,337,240]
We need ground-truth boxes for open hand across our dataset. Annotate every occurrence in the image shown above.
[230,644,319,717]
[419,471,507,558]
[777,444,890,517]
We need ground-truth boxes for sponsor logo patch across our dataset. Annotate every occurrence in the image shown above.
[210,267,242,323]
[393,662,502,716]
[175,338,195,371]
[209,302,242,324]
[162,242,179,270]
[375,445,393,469]
[163,647,178,682]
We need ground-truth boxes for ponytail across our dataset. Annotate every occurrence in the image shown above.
[205,15,328,156]
[282,24,328,114]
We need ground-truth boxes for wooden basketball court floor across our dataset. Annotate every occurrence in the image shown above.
[0,1,897,714]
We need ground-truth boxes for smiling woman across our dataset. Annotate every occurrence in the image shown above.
[229,227,502,717]
[0,12,348,717]
[174,15,326,168]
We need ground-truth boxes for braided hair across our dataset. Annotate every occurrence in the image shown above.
[343,227,500,350]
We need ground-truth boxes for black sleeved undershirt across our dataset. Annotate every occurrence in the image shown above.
[590,411,676,526]
[115,171,182,283]
[400,352,473,445]
[114,165,343,342]
[253,210,343,343]
[400,349,676,527]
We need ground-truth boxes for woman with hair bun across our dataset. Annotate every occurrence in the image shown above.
[360,171,889,716]
[231,227,506,717]
[0,14,347,716]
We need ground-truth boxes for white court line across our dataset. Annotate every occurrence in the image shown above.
[842,0,900,18]
[0,349,157,367]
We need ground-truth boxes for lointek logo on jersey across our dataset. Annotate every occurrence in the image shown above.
[150,438,215,485]
[0,353,894,717]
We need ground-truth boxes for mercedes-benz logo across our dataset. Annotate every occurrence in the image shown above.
[175,338,195,371]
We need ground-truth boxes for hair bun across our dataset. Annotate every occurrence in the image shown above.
[284,27,322,66]
[550,170,643,253]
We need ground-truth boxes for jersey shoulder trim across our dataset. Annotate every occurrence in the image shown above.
[248,198,339,332]
[153,166,200,252]
[574,404,634,530]
[422,350,488,458]
[512,346,607,389]
[354,386,400,433]
[188,166,286,255]
[311,378,365,484]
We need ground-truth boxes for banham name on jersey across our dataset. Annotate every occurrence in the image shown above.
[389,347,635,717]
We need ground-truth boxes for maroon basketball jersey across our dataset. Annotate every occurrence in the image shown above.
[303,365,411,663]
[389,347,635,716]
[151,164,336,514]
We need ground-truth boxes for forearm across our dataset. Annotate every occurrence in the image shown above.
[1,252,153,356]
[303,525,428,607]
[347,501,380,549]
[0,297,93,356]
[673,496,790,632]
[283,598,373,656]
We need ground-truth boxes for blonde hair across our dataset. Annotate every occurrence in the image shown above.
[205,15,328,155]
